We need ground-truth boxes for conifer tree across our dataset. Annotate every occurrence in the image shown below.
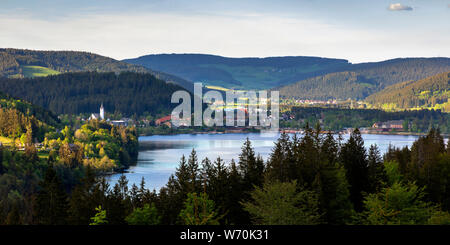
[367,144,387,193]
[187,149,201,193]
[340,128,369,211]
[226,159,246,224]
[265,132,293,182]
[34,165,69,225]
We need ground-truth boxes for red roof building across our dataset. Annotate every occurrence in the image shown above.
[155,115,171,126]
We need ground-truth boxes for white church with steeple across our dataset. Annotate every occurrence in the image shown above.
[89,103,105,120]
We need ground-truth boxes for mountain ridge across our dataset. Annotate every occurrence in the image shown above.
[277,57,450,100]
[123,53,352,89]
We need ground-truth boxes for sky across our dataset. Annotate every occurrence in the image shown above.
[0,0,449,63]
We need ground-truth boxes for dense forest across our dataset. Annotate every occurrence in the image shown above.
[2,126,449,225]
[0,92,60,127]
[0,72,187,116]
[278,58,450,100]
[0,119,138,224]
[283,107,450,133]
[366,71,449,112]
[0,92,59,142]
[0,48,193,91]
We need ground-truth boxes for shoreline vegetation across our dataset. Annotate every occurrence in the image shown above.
[3,126,449,225]
[138,128,449,137]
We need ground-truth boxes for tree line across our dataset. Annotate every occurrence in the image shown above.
[0,92,59,142]
[0,72,187,116]
[284,107,450,133]
[0,119,139,224]
[3,125,449,225]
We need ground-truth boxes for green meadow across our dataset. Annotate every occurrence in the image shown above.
[21,65,61,77]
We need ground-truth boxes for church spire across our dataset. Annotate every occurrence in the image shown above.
[100,103,105,120]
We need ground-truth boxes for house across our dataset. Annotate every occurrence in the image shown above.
[111,120,128,127]
[155,115,172,127]
[372,120,404,130]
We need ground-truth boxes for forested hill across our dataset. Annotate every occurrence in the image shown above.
[277,58,450,100]
[0,91,59,141]
[0,72,187,116]
[365,71,450,112]
[0,92,60,127]
[123,53,351,89]
[0,48,193,91]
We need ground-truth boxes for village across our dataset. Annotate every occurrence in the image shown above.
[28,104,414,140]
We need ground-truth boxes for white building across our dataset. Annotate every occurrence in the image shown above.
[89,104,105,120]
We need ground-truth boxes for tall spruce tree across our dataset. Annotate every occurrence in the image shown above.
[265,132,293,182]
[187,149,201,193]
[238,138,264,190]
[226,159,246,224]
[367,144,387,193]
[340,128,369,211]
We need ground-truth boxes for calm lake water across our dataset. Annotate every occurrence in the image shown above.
[108,133,423,191]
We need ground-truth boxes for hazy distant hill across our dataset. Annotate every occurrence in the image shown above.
[0,48,193,91]
[277,58,450,100]
[0,72,187,116]
[365,71,449,112]
[123,53,351,89]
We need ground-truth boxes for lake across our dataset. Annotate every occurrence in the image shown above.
[107,133,422,191]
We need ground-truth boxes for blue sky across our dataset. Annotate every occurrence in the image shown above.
[0,0,449,62]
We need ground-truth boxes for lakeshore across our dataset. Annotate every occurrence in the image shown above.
[109,132,432,191]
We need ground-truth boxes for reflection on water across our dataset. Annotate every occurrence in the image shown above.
[108,133,423,191]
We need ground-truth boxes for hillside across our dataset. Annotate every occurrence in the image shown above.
[0,72,188,116]
[365,71,450,112]
[0,91,60,141]
[0,48,193,91]
[277,58,450,100]
[0,91,60,126]
[123,54,351,90]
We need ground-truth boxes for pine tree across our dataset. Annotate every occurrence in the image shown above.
[238,138,263,190]
[367,144,387,193]
[340,128,369,211]
[208,157,230,223]
[242,180,321,225]
[265,132,293,182]
[68,167,105,225]
[314,164,354,224]
[89,205,108,225]
[34,165,69,225]
[295,123,321,187]
[226,159,245,224]
[179,192,222,225]
[187,149,201,193]
[175,155,190,195]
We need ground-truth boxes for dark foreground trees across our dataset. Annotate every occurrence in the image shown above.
[1,126,450,225]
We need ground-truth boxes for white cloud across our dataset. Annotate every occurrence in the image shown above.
[0,11,447,63]
[388,3,413,11]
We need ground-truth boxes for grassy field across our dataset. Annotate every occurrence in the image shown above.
[21,65,61,78]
